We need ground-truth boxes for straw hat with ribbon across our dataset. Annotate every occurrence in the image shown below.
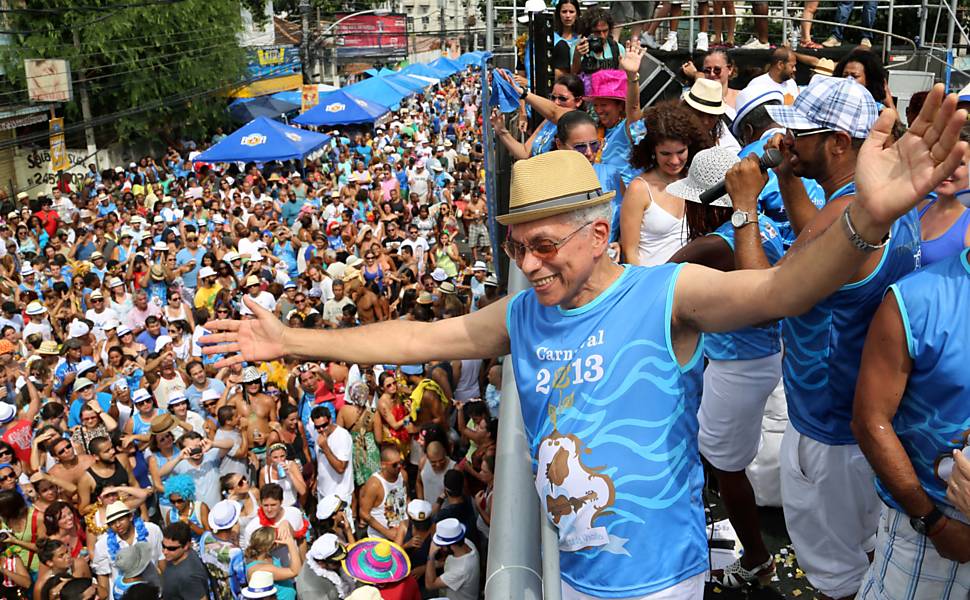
[342,538,411,585]
[683,78,726,115]
[497,151,615,226]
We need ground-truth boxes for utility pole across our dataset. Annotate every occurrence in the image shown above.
[300,0,311,84]
[72,29,99,170]
[439,4,446,53]
[485,0,494,51]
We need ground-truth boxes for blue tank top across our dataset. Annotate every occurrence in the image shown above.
[706,215,785,361]
[918,199,970,267]
[600,119,637,185]
[783,197,922,445]
[506,265,707,597]
[592,163,624,243]
[530,120,557,156]
[876,249,970,515]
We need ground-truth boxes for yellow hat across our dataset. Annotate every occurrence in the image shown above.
[497,151,615,226]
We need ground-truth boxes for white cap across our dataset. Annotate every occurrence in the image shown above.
[315,494,342,520]
[407,499,433,521]
[103,319,120,331]
[201,389,221,403]
[307,533,345,561]
[154,335,173,349]
[76,358,97,375]
[68,320,90,339]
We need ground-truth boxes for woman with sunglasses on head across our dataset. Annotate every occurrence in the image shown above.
[489,74,585,160]
[620,102,714,266]
[220,473,259,532]
[376,372,411,460]
[681,50,740,110]
[259,444,306,509]
[266,404,311,469]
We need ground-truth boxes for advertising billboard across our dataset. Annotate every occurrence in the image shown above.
[335,13,408,59]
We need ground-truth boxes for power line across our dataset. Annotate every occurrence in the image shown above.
[0,64,298,152]
[3,22,241,56]
[0,0,186,13]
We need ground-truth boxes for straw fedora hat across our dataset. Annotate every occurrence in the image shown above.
[497,151,615,226]
[683,78,726,115]
[812,58,836,77]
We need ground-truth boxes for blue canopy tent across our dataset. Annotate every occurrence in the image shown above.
[342,76,413,108]
[458,51,490,67]
[429,56,463,76]
[400,63,446,81]
[227,96,300,123]
[364,67,396,78]
[383,73,433,93]
[270,84,337,106]
[194,116,330,163]
[293,89,390,126]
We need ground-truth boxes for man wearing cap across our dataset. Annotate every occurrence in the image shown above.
[54,338,87,398]
[18,265,44,300]
[199,499,244,599]
[295,533,349,600]
[424,518,479,600]
[194,267,222,315]
[93,502,164,599]
[22,301,52,341]
[731,76,923,598]
[731,85,826,248]
[85,290,120,342]
[204,87,969,600]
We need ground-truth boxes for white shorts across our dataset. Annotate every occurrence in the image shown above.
[858,506,970,600]
[698,353,782,472]
[780,423,881,598]
[562,572,704,600]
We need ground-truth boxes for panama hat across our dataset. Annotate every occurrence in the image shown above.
[343,538,411,584]
[812,58,836,77]
[666,147,741,207]
[433,518,467,546]
[25,301,47,316]
[150,413,177,436]
[497,151,615,226]
[105,500,133,523]
[683,78,726,115]
[242,571,277,599]
[37,340,59,355]
[208,500,242,531]
[346,588,381,600]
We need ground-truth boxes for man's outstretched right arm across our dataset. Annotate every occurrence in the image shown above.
[201,295,512,368]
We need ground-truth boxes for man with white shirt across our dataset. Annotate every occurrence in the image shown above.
[85,290,119,341]
[400,226,429,273]
[311,406,354,520]
[92,501,165,600]
[747,48,799,104]
[22,301,53,341]
[242,276,277,313]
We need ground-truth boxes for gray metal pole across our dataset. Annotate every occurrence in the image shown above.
[513,0,518,50]
[918,0,928,69]
[540,515,562,600]
[300,0,311,84]
[486,0,495,52]
[72,30,100,170]
[944,0,957,90]
[484,267,545,600]
[688,0,695,52]
[885,0,895,61]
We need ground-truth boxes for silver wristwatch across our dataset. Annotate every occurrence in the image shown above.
[731,210,757,229]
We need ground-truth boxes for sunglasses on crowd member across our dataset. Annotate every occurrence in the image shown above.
[502,222,593,262]
[550,94,572,104]
[570,140,601,155]
[702,66,723,76]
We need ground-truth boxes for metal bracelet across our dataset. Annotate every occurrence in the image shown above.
[842,206,890,252]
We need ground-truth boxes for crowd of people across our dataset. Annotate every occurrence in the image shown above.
[1,8,970,600]
[0,67,499,600]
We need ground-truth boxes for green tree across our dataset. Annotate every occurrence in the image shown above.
[2,0,250,143]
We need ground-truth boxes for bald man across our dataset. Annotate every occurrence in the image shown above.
[417,441,455,508]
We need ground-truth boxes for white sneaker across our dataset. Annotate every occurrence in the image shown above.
[860,37,872,47]
[741,36,770,50]
[659,31,678,52]
[696,31,709,52]
[640,32,659,49]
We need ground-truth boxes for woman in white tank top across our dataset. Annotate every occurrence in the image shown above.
[620,102,713,266]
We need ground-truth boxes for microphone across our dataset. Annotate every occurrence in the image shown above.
[699,148,783,206]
